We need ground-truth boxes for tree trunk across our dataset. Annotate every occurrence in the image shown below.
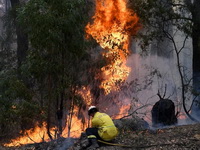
[16,25,28,68]
[10,0,28,69]
[192,0,200,74]
[56,93,63,138]
[192,0,200,112]
[47,75,53,140]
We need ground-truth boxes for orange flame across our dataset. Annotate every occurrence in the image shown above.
[178,112,187,120]
[76,86,93,105]
[4,0,141,147]
[4,88,92,147]
[62,106,87,138]
[4,122,51,147]
[114,105,130,119]
[86,0,140,94]
[4,108,85,147]
[4,106,88,147]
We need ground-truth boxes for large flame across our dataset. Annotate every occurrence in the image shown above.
[4,107,85,147]
[86,0,140,94]
[4,0,141,147]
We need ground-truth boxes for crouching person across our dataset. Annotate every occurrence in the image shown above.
[85,106,118,149]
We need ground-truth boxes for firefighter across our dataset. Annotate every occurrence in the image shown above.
[85,106,118,149]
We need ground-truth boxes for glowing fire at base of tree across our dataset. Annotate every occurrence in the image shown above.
[4,111,83,147]
[4,0,141,147]
[4,122,51,147]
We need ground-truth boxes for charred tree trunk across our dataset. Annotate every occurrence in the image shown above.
[192,0,200,113]
[10,0,28,69]
[16,24,28,68]
[56,46,66,137]
[47,103,53,140]
[47,75,53,140]
[67,87,77,137]
[56,92,63,138]
[192,0,200,74]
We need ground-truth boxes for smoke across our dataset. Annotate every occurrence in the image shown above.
[83,0,197,128]
[123,34,194,126]
[94,49,193,126]
[125,54,177,124]
[57,138,77,150]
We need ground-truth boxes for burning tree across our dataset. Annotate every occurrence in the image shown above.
[85,0,141,95]
[2,0,200,148]
[1,0,93,146]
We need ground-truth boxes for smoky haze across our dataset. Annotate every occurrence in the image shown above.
[124,28,195,126]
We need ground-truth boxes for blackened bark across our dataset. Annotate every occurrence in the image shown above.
[56,93,63,137]
[47,75,53,140]
[191,0,200,114]
[16,25,28,68]
[192,0,200,74]
[47,104,53,140]
[10,0,28,68]
[151,99,177,127]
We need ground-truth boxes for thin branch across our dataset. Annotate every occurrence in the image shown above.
[157,89,162,99]
[24,131,37,143]
[119,104,151,120]
[178,35,188,54]
[162,84,167,98]
[167,86,176,99]
[162,27,199,122]
[188,95,198,112]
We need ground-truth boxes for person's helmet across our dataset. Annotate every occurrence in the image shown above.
[88,106,98,116]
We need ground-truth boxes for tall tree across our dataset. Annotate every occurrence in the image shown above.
[17,0,90,138]
[191,0,200,96]
[10,0,28,69]
[129,0,200,120]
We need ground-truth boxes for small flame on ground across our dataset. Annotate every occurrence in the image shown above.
[4,0,141,147]
[178,112,187,120]
[4,122,50,147]
[4,107,86,147]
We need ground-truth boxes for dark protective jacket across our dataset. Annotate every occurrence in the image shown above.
[91,112,118,141]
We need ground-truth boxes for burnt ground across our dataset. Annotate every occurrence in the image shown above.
[1,123,200,150]
[103,123,200,150]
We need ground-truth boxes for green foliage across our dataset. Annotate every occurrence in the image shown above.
[17,0,91,84]
[14,0,91,95]
[9,0,92,138]
[17,0,88,55]
[0,72,26,102]
[0,70,42,138]
[129,0,193,50]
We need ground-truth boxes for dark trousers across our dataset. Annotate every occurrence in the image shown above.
[86,127,102,140]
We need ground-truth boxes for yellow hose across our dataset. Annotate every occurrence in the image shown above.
[97,139,132,148]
